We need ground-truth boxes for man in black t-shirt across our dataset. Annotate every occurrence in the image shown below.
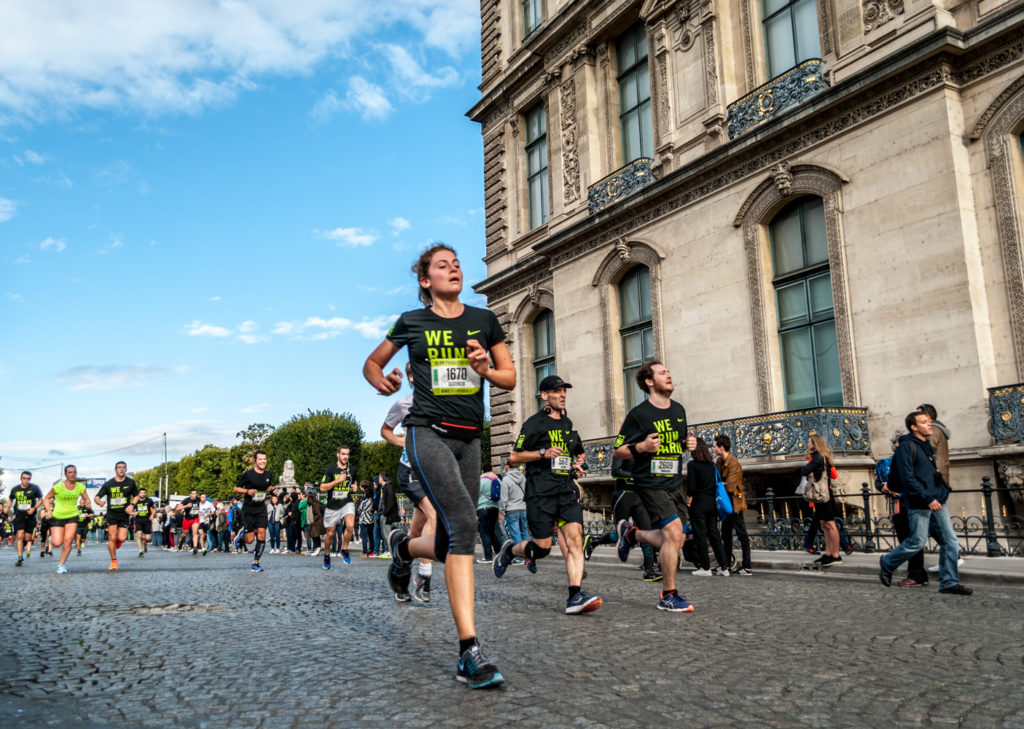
[233,450,276,572]
[612,361,697,613]
[175,489,201,552]
[93,461,140,571]
[319,445,355,569]
[76,500,93,556]
[134,488,156,557]
[8,471,43,566]
[493,375,602,615]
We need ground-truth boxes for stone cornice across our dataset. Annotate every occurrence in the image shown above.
[472,13,1024,303]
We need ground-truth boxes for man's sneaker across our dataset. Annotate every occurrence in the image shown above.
[565,591,603,615]
[691,568,713,576]
[251,563,264,572]
[929,558,965,572]
[193,547,198,555]
[616,520,635,563]
[524,556,538,574]
[735,568,753,576]
[657,593,694,613]
[378,552,392,559]
[108,560,119,571]
[715,567,730,577]
[492,540,515,578]
[583,534,596,561]
[897,577,925,587]
[938,584,973,595]
[76,549,81,556]
[455,644,504,689]
[476,558,492,564]
[56,563,68,574]
[310,547,321,557]
[820,555,840,568]
[388,530,412,601]
[642,569,663,582]
[324,553,332,569]
[844,544,854,556]
[879,556,893,586]
[413,574,431,603]
[341,550,351,564]
[16,557,23,567]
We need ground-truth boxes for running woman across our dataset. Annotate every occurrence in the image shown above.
[363,243,515,688]
[381,363,437,602]
[93,461,139,571]
[41,465,93,574]
[319,445,356,569]
[134,488,156,557]
[493,375,602,615]
[612,361,697,612]
[8,471,43,566]
[233,450,276,572]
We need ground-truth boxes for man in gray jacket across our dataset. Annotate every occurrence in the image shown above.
[499,462,528,554]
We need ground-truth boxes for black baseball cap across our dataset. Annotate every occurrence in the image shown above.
[538,375,572,392]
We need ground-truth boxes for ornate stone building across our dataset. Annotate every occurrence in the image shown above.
[468,0,1024,514]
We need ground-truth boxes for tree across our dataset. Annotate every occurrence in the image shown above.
[358,440,402,486]
[236,422,275,468]
[263,409,363,487]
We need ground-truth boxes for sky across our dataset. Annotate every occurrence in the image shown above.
[0,1,490,489]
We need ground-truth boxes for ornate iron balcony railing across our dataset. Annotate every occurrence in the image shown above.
[587,157,653,214]
[989,382,1024,444]
[726,58,829,139]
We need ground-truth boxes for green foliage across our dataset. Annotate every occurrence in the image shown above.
[358,440,402,486]
[263,409,363,487]
[235,423,274,468]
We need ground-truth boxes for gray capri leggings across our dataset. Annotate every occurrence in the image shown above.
[407,425,480,561]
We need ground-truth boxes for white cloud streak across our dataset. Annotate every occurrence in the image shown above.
[40,236,67,252]
[0,197,16,222]
[316,226,377,247]
[55,364,187,391]
[389,216,411,234]
[185,320,231,337]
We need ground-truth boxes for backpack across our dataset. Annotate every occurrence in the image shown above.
[489,478,501,502]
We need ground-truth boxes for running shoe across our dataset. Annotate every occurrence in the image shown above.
[691,568,712,576]
[735,568,753,576]
[642,569,662,582]
[565,591,603,615]
[193,547,198,555]
[324,553,332,569]
[139,551,144,558]
[388,530,412,601]
[56,563,68,574]
[202,548,207,556]
[476,558,492,564]
[582,534,595,561]
[378,551,392,559]
[524,555,538,574]
[322,561,332,570]
[413,574,431,603]
[341,550,351,564]
[657,593,694,612]
[366,552,376,558]
[715,567,730,577]
[819,556,840,568]
[616,520,635,563]
[77,549,82,556]
[108,560,119,571]
[16,557,23,567]
[310,547,321,557]
[251,563,264,572]
[455,643,504,689]
[492,540,515,578]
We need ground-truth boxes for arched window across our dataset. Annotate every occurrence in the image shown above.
[619,266,653,410]
[763,0,820,79]
[770,196,841,409]
[532,309,556,411]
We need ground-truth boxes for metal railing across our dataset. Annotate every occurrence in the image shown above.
[988,382,1024,444]
[587,157,654,214]
[726,58,829,139]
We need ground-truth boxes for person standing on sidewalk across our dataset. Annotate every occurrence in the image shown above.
[879,411,971,595]
[499,463,527,560]
[714,435,751,575]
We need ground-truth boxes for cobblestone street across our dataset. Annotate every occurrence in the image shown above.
[2,545,1023,729]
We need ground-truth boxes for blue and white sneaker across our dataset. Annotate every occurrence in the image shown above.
[565,591,603,615]
[56,563,68,574]
[341,550,351,564]
[322,562,332,570]
[616,520,635,563]
[657,592,694,612]
[492,540,515,578]
[455,643,504,689]
[251,563,264,573]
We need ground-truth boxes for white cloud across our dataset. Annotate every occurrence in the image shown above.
[353,314,400,339]
[185,320,231,337]
[6,292,23,302]
[241,403,268,413]
[236,321,266,344]
[209,295,221,301]
[389,216,411,235]
[40,236,67,252]
[310,89,343,122]
[0,197,16,222]
[97,235,124,255]
[237,320,257,333]
[270,313,398,340]
[383,44,459,97]
[271,321,296,335]
[316,226,377,247]
[55,364,183,391]
[189,407,210,414]
[238,333,268,344]
[23,149,45,164]
[15,254,30,264]
[345,76,393,121]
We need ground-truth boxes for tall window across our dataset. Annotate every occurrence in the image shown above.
[525,104,549,229]
[523,0,542,38]
[532,309,556,411]
[770,197,841,410]
[762,0,820,79]
[619,266,653,411]
[616,23,652,164]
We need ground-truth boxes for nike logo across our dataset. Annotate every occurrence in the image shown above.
[467,330,481,336]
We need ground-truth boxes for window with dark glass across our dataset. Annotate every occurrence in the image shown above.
[525,104,549,229]
[522,0,542,38]
[762,0,820,79]
[619,266,653,411]
[769,197,841,410]
[616,23,652,164]
[532,309,556,411]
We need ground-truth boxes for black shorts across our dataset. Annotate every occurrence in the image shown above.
[76,520,89,535]
[397,462,427,505]
[612,490,651,531]
[13,514,37,533]
[242,509,268,533]
[47,516,78,528]
[636,488,688,529]
[106,510,131,528]
[136,519,153,535]
[526,489,583,539]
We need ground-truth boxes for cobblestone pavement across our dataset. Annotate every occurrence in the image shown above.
[2,545,1022,729]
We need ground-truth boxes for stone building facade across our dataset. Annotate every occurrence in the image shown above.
[468,0,1024,515]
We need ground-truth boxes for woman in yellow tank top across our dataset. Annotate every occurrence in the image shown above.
[42,465,92,573]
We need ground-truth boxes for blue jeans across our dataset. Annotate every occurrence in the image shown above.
[504,511,528,544]
[268,522,281,550]
[881,506,960,588]
[373,515,388,554]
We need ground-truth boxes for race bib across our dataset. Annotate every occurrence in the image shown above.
[650,458,680,476]
[17,503,31,511]
[253,491,266,502]
[110,497,127,507]
[431,359,481,396]
[333,489,348,500]
[551,455,572,472]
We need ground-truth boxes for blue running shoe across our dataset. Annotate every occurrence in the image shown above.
[251,563,264,573]
[492,540,515,578]
[657,593,694,612]
[455,644,504,689]
[56,563,68,574]
[616,520,635,563]
[341,550,351,564]
[322,562,332,570]
[524,556,538,574]
[565,591,603,615]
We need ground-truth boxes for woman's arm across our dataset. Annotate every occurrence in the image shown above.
[363,339,403,395]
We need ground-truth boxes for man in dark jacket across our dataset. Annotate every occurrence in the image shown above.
[879,411,971,595]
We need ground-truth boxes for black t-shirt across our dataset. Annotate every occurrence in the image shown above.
[513,411,585,498]
[321,464,354,510]
[9,484,43,514]
[180,497,199,520]
[78,506,94,523]
[687,460,717,500]
[386,305,505,428]
[236,469,274,512]
[614,400,688,491]
[97,478,138,513]
[135,497,155,521]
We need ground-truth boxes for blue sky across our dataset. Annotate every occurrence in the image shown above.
[0,1,489,488]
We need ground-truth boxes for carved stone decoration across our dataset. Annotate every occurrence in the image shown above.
[817,0,833,56]
[542,68,562,86]
[702,22,719,106]
[734,165,856,412]
[656,53,671,138]
[691,407,871,458]
[739,0,755,89]
[616,237,632,262]
[995,458,1024,510]
[727,58,829,138]
[862,0,904,33]
[560,76,580,205]
[568,43,595,67]
[973,77,1024,378]
[770,162,794,196]
[508,118,519,138]
[280,460,299,491]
